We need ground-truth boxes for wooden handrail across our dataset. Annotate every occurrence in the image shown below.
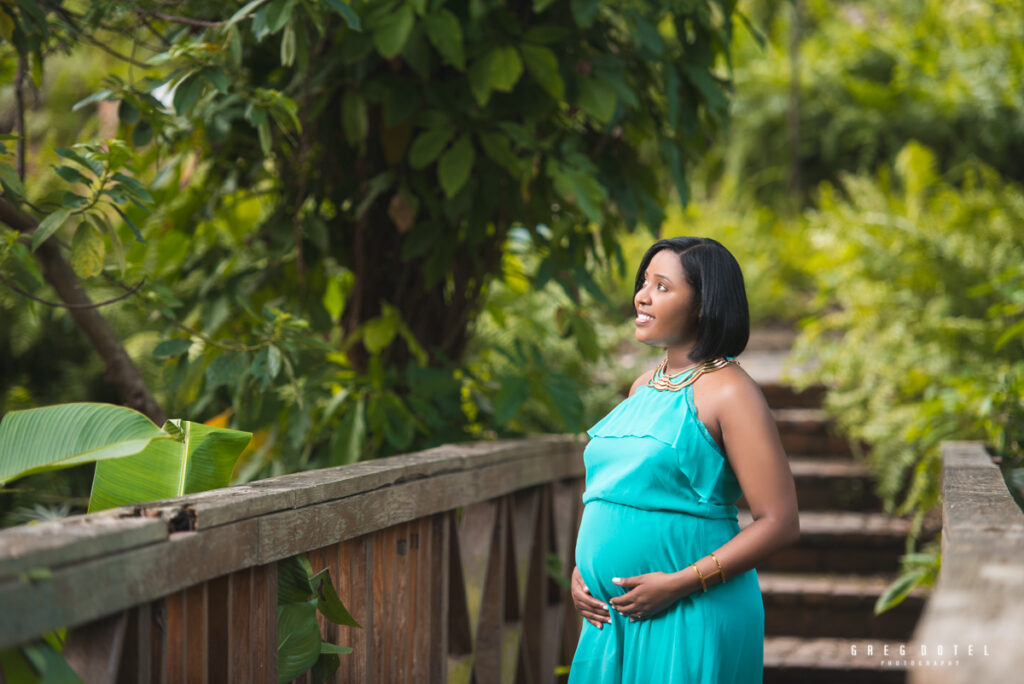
[909,441,1024,682]
[0,435,587,682]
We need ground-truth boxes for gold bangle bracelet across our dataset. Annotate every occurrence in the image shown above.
[691,562,707,592]
[709,552,726,583]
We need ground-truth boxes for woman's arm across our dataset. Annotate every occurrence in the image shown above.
[668,369,800,596]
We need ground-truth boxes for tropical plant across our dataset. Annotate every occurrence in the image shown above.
[0,402,251,505]
[699,0,1024,208]
[0,403,364,683]
[785,141,1024,610]
[277,553,362,683]
[0,401,253,683]
[0,0,744,490]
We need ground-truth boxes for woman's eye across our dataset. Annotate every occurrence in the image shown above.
[641,278,666,291]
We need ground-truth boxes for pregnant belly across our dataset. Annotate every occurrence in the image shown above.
[574,499,703,604]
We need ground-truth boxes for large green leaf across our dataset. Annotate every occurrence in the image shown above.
[310,568,361,628]
[519,44,564,100]
[0,403,170,486]
[438,135,474,197]
[373,4,414,58]
[489,46,523,92]
[277,602,321,683]
[88,420,252,512]
[423,10,464,70]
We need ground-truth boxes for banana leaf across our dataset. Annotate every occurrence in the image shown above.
[0,402,251,513]
[88,419,252,512]
[0,403,169,486]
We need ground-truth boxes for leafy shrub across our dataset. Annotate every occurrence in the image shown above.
[707,0,1024,207]
[785,142,1024,603]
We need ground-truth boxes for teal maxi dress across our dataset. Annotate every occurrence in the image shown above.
[568,360,764,683]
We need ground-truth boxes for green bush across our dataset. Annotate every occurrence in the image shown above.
[707,0,1024,207]
[786,140,1024,559]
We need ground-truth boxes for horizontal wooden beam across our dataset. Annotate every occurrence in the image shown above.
[0,436,584,650]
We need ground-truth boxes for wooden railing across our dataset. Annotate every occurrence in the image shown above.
[909,441,1024,682]
[0,436,586,683]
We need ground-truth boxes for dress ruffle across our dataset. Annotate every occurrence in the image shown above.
[584,383,741,507]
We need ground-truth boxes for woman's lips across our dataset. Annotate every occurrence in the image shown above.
[635,312,654,326]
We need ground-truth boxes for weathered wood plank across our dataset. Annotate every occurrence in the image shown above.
[428,513,449,683]
[229,568,252,683]
[0,518,261,649]
[335,538,354,684]
[394,522,410,683]
[115,607,140,684]
[448,509,473,660]
[254,450,583,565]
[138,438,579,530]
[150,601,165,684]
[521,485,548,680]
[207,574,229,683]
[0,513,167,580]
[0,437,587,677]
[474,497,506,680]
[165,590,186,683]
[185,583,207,684]
[63,610,127,684]
[251,562,276,683]
[409,516,426,680]
[0,445,581,649]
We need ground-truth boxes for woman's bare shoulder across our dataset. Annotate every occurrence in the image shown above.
[697,361,765,408]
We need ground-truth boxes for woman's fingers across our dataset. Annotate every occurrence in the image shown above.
[570,572,611,626]
[577,590,609,615]
[572,587,610,617]
[572,567,590,594]
[574,591,612,626]
[579,607,611,626]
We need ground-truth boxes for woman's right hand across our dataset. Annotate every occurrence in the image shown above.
[571,565,611,629]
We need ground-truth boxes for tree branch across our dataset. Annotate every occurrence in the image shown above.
[144,11,225,28]
[0,197,166,423]
[0,273,146,308]
[14,56,26,180]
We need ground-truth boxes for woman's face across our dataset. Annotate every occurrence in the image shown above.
[633,249,700,348]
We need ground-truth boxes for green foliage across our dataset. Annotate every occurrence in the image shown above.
[0,402,166,485]
[785,142,1024,606]
[874,544,940,615]
[707,0,1024,207]
[88,415,252,511]
[656,196,817,326]
[0,632,83,684]
[276,553,360,683]
[0,0,742,494]
[0,402,252,513]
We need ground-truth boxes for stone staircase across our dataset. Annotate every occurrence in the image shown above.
[739,355,938,684]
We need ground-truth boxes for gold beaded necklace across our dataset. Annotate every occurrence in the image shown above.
[647,356,740,391]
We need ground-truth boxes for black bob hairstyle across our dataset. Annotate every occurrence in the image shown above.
[633,237,750,363]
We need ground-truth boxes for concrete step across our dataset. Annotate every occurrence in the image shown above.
[760,572,929,640]
[764,636,908,684]
[738,457,884,512]
[759,383,827,410]
[739,510,933,574]
[773,408,857,457]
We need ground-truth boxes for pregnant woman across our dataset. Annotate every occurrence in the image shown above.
[568,237,801,683]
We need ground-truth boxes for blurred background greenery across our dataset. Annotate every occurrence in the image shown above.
[0,0,1021,578]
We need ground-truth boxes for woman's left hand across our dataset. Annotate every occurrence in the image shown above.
[607,572,682,621]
